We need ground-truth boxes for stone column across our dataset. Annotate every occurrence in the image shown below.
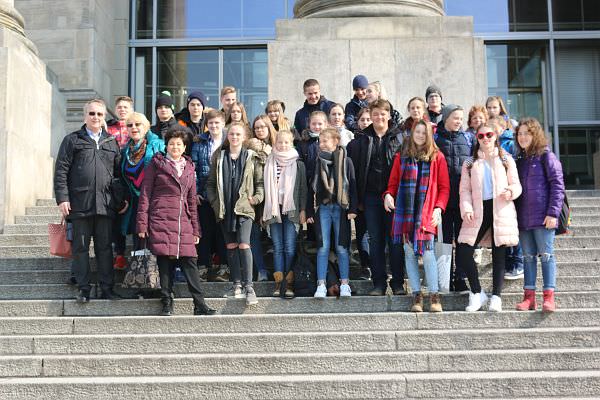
[0,0,54,231]
[269,0,486,127]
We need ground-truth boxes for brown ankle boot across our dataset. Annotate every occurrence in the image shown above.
[429,293,442,312]
[411,293,423,312]
[272,272,284,297]
[284,271,295,299]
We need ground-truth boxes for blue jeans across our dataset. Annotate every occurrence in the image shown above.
[404,243,438,294]
[269,215,297,274]
[316,204,349,282]
[520,228,557,290]
[363,193,405,290]
[505,243,524,272]
[250,222,267,274]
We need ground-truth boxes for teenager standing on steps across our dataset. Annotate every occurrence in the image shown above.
[207,122,264,306]
[514,117,564,312]
[307,128,358,298]
[263,130,307,298]
[457,122,522,313]
[384,120,450,312]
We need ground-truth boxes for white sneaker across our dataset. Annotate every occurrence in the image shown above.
[465,290,488,312]
[339,284,352,297]
[488,295,502,312]
[314,284,327,298]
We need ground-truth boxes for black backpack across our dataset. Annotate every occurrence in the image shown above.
[292,236,317,297]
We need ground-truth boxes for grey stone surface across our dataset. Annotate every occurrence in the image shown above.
[0,356,41,377]
[294,0,444,18]
[269,17,486,129]
[0,336,34,355]
[0,317,73,335]
[0,300,63,316]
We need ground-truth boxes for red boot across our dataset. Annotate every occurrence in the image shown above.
[515,289,537,311]
[542,289,556,312]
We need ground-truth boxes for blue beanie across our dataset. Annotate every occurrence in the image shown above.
[352,75,369,90]
[187,90,207,108]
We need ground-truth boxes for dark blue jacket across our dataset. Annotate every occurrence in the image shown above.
[344,96,368,132]
[435,126,475,209]
[191,132,224,199]
[296,130,320,187]
[293,96,335,133]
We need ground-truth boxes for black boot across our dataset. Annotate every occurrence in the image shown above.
[193,302,217,316]
[161,296,174,316]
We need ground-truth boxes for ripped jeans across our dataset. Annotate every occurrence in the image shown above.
[519,228,557,291]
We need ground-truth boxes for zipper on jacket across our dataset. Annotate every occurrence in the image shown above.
[176,192,183,259]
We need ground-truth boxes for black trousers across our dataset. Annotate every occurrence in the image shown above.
[71,215,114,292]
[196,202,227,267]
[112,213,127,256]
[456,200,506,296]
[354,210,370,267]
[157,256,207,308]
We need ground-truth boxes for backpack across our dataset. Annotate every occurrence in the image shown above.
[292,236,317,297]
[540,151,570,235]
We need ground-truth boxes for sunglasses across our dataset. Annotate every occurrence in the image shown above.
[127,122,144,128]
[477,131,495,140]
[88,111,105,117]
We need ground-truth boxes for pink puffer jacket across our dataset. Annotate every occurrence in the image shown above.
[458,148,522,247]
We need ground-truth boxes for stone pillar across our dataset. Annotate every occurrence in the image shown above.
[269,1,487,126]
[0,0,55,231]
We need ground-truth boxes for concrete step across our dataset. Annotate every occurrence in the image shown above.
[554,236,600,248]
[25,206,61,216]
[0,291,598,317]
[14,215,61,224]
[1,309,599,336]
[0,258,80,270]
[2,348,599,378]
[3,245,600,261]
[571,215,600,225]
[3,224,49,234]
[567,197,600,206]
[564,225,600,236]
[0,273,597,300]
[0,370,598,399]
[0,234,51,246]
[3,326,598,355]
[566,206,600,215]
[36,199,57,207]
[567,189,600,197]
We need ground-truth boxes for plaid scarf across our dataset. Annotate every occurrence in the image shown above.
[392,157,433,255]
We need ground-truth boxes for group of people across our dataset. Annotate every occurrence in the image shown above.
[53,74,565,316]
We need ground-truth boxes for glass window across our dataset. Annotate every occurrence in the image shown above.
[555,40,600,122]
[223,49,268,119]
[552,0,600,31]
[155,0,286,39]
[134,48,152,116]
[486,42,548,123]
[559,126,600,188]
[135,0,153,39]
[445,0,548,32]
[156,49,220,116]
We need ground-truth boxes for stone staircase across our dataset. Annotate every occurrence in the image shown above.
[0,192,599,398]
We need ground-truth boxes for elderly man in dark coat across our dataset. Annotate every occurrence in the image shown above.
[54,99,126,302]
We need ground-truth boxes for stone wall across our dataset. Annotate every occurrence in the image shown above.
[0,21,54,231]
[269,16,487,123]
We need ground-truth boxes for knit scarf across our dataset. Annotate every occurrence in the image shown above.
[127,138,147,166]
[166,153,186,177]
[312,147,349,209]
[263,148,299,223]
[392,157,432,255]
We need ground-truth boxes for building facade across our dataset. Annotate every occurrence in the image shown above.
[14,0,600,188]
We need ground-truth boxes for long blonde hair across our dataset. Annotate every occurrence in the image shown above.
[265,100,290,131]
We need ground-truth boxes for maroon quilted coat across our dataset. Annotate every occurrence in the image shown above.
[136,153,200,258]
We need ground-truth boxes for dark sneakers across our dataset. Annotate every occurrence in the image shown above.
[194,304,217,316]
[368,286,386,296]
[76,290,90,303]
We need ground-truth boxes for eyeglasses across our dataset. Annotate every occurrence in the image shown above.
[127,122,144,128]
[477,131,495,140]
[88,111,105,117]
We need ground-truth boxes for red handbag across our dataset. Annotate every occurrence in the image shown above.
[48,220,72,258]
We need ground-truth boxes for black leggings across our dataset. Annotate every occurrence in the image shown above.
[456,200,506,296]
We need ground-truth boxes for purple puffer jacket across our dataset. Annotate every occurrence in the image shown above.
[515,148,565,230]
[136,153,200,257]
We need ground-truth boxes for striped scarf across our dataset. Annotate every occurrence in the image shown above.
[392,157,433,255]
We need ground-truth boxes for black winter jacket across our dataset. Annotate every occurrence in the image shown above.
[434,126,475,209]
[344,96,368,132]
[295,129,320,187]
[348,124,404,206]
[293,96,335,133]
[54,126,125,219]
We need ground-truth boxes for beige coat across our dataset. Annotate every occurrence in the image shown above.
[458,148,522,247]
